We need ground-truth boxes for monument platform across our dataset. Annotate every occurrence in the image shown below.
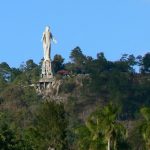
[38,77,54,89]
[39,77,54,83]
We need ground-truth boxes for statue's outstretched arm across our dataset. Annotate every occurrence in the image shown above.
[52,37,57,44]
[51,33,57,44]
[41,33,44,42]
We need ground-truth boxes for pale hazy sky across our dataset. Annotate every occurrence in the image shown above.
[0,0,150,67]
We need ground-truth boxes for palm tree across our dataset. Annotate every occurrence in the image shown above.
[140,107,150,150]
[75,110,106,150]
[76,104,126,150]
[75,123,106,150]
[99,104,126,150]
[76,104,127,150]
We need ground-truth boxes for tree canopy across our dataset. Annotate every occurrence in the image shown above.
[0,47,150,149]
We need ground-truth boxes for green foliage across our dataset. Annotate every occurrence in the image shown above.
[75,104,128,150]
[75,125,106,150]
[0,122,18,150]
[140,107,150,149]
[128,121,145,150]
[61,77,76,93]
[10,68,22,82]
[141,53,150,73]
[52,54,64,74]
[68,47,87,74]
[0,75,7,93]
[0,113,34,150]
[0,49,150,149]
[30,101,68,150]
[25,59,37,71]
[70,47,86,64]
[0,62,11,71]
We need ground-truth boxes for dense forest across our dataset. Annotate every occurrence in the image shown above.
[0,47,150,149]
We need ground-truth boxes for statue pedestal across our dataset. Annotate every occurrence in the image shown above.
[37,59,62,97]
[39,78,54,89]
[38,59,53,90]
[41,59,53,78]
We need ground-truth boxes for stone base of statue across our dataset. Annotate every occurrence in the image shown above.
[38,59,53,90]
[37,59,63,99]
[41,59,53,78]
[37,77,62,99]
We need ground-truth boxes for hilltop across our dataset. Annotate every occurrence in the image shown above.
[0,47,150,149]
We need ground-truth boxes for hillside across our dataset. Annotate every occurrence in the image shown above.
[0,47,150,149]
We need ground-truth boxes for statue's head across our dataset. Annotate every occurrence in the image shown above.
[45,26,50,32]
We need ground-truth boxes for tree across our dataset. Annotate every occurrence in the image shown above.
[0,121,18,150]
[0,62,11,82]
[14,60,40,84]
[10,68,22,82]
[0,74,7,93]
[0,113,33,150]
[25,59,38,71]
[75,125,105,150]
[70,47,86,64]
[143,53,150,72]
[31,101,68,150]
[69,47,87,74]
[100,104,127,150]
[141,53,150,73]
[75,111,106,150]
[140,107,150,149]
[52,54,64,74]
[76,104,127,150]
[0,62,11,71]
[120,54,137,72]
[128,121,145,150]
[86,104,127,150]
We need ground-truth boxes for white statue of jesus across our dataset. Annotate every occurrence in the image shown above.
[41,26,57,61]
